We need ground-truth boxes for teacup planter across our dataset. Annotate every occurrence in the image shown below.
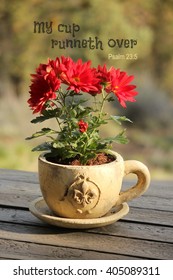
[27,56,150,228]
[29,151,150,228]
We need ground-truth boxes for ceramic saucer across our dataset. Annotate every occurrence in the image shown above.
[29,197,129,229]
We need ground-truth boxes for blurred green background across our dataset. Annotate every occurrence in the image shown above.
[0,0,173,179]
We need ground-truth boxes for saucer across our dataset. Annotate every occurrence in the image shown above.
[29,197,129,229]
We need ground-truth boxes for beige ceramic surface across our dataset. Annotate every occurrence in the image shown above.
[29,197,129,229]
[38,151,150,219]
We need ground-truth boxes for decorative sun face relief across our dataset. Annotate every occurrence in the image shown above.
[66,174,100,214]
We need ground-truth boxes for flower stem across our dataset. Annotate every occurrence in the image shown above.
[99,89,110,119]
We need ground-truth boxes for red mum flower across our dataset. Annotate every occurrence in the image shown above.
[110,69,138,108]
[28,72,60,114]
[27,59,62,113]
[64,59,101,94]
[97,65,138,108]
[48,56,73,82]
[78,120,88,133]
[97,64,112,89]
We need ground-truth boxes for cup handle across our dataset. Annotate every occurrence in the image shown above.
[116,160,150,206]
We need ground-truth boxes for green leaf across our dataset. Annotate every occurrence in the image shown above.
[26,128,58,140]
[31,109,61,123]
[52,141,65,149]
[101,130,129,145]
[78,105,85,111]
[64,150,80,159]
[70,109,77,118]
[32,142,51,152]
[110,115,132,125]
[31,115,48,124]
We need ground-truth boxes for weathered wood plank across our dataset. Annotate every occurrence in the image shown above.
[0,256,15,260]
[0,193,40,208]
[0,179,40,193]
[128,196,173,211]
[0,239,140,260]
[0,179,41,207]
[122,180,173,198]
[0,207,172,243]
[124,207,173,226]
[0,169,38,184]
[1,205,172,227]
[0,222,172,259]
[90,222,173,243]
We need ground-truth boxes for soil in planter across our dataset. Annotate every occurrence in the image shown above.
[47,153,115,166]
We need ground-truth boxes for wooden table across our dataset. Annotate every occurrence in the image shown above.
[0,168,172,260]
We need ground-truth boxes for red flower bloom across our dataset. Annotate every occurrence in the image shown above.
[97,65,138,108]
[64,59,101,94]
[48,56,73,82]
[78,120,88,133]
[28,71,60,114]
[97,64,112,88]
[110,69,138,108]
[28,57,138,115]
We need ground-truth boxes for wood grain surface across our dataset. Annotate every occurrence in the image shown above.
[0,168,172,260]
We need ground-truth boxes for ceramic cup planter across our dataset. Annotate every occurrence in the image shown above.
[27,56,146,228]
[37,151,150,220]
